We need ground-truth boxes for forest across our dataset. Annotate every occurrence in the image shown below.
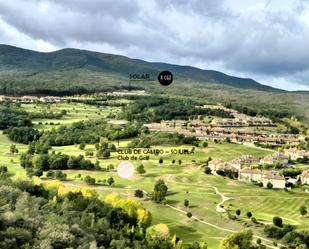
[0,174,187,249]
[120,97,233,122]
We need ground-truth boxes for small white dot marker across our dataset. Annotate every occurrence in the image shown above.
[117,161,134,179]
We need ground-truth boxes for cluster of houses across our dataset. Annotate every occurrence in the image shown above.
[0,95,61,103]
[211,117,275,127]
[145,119,304,146]
[107,91,149,97]
[159,117,274,128]
[284,147,309,160]
[208,152,309,189]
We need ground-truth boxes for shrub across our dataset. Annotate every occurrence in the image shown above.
[134,189,144,198]
[84,175,96,185]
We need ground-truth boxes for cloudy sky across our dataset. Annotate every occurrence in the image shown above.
[0,0,309,90]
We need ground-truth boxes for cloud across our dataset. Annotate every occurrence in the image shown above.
[0,0,309,90]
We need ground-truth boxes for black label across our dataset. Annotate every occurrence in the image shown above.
[158,71,173,86]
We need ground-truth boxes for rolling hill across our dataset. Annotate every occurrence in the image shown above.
[0,44,308,121]
[0,44,280,93]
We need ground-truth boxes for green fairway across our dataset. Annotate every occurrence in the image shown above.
[0,132,27,178]
[33,140,304,248]
[0,101,308,248]
[21,103,121,130]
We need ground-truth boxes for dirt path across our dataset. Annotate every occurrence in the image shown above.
[61,180,280,248]
[165,204,280,249]
[166,204,236,233]
[212,186,231,213]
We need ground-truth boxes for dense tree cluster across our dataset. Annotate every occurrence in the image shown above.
[129,132,200,147]
[46,170,67,180]
[216,169,238,179]
[38,120,140,146]
[121,97,233,122]
[0,105,32,129]
[20,150,95,177]
[95,141,116,159]
[0,176,187,249]
[28,109,67,119]
[224,103,295,122]
[220,230,260,249]
[262,216,309,248]
[7,126,41,144]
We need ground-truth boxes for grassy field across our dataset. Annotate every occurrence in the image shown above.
[1,102,309,248]
[21,103,121,130]
[38,141,307,247]
[0,132,27,178]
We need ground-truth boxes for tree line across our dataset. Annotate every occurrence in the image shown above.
[20,150,96,177]
[0,173,187,249]
[120,96,233,123]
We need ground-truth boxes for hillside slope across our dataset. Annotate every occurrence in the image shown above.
[0,44,308,121]
[0,44,279,93]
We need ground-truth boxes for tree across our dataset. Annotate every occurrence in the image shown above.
[159,158,163,164]
[267,182,273,189]
[184,199,190,208]
[0,166,8,179]
[146,223,170,241]
[220,230,254,249]
[107,177,114,186]
[79,143,86,150]
[178,159,182,165]
[107,164,114,171]
[202,141,208,148]
[102,150,111,159]
[32,154,49,171]
[187,212,192,218]
[135,189,144,198]
[204,166,211,174]
[188,242,208,249]
[55,171,67,180]
[137,164,146,175]
[0,165,7,173]
[108,143,116,151]
[84,175,96,185]
[236,209,241,216]
[246,211,252,219]
[95,160,100,170]
[10,144,17,154]
[151,179,168,203]
[273,216,283,227]
[300,206,307,216]
[46,170,55,178]
[256,238,262,245]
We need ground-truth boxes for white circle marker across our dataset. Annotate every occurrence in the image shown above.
[117,161,134,179]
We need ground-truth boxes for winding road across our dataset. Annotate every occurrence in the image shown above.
[212,186,231,213]
[164,186,281,249]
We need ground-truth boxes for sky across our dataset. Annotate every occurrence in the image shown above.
[0,0,309,91]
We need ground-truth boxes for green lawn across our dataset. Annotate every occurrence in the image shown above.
[0,132,27,178]
[45,141,308,248]
[21,103,121,130]
[1,119,308,248]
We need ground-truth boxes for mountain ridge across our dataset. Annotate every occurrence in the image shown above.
[0,44,285,93]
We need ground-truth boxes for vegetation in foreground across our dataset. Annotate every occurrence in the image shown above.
[0,97,308,248]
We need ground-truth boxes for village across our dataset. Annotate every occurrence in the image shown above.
[145,104,306,146]
[146,117,309,189]
[0,95,61,103]
[144,105,309,190]
[146,119,303,145]
[208,149,309,189]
